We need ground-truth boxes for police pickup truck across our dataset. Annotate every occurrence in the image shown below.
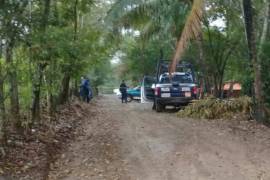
[141,61,198,112]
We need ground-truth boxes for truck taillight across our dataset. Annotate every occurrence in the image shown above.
[192,86,198,94]
[155,87,161,96]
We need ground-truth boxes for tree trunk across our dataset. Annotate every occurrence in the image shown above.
[41,0,51,31]
[160,48,164,60]
[0,76,6,157]
[243,0,265,121]
[197,33,205,99]
[0,69,6,137]
[59,73,71,104]
[73,79,79,97]
[218,74,224,98]
[31,64,43,121]
[74,0,78,41]
[31,0,51,122]
[44,73,54,119]
[258,0,269,57]
[0,38,6,157]
[58,0,78,104]
[6,40,20,127]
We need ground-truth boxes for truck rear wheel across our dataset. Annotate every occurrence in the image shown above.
[156,101,164,112]
[152,101,156,110]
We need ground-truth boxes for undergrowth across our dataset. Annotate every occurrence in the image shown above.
[178,96,253,119]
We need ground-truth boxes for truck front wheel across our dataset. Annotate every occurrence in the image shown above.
[127,95,133,102]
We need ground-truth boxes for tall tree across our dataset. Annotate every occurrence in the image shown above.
[242,0,265,121]
[59,0,78,104]
[31,0,51,121]
[170,0,204,73]
[1,1,29,128]
[0,36,6,157]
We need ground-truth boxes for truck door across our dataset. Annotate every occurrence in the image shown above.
[141,76,156,103]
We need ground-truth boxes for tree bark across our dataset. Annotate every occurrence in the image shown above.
[59,73,71,104]
[43,73,54,119]
[0,38,6,121]
[74,0,78,41]
[73,79,79,97]
[31,64,43,121]
[197,33,205,99]
[0,38,6,157]
[6,40,20,127]
[243,0,265,121]
[258,0,269,57]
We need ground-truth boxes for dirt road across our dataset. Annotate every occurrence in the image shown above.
[48,95,270,180]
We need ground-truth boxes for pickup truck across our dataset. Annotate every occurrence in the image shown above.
[141,61,198,112]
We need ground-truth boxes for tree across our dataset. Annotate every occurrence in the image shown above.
[242,0,265,121]
[170,0,204,73]
[31,0,52,121]
[0,1,30,128]
[0,40,6,157]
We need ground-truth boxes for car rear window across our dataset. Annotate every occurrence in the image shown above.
[160,74,193,84]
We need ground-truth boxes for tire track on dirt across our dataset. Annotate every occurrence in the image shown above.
[48,95,270,180]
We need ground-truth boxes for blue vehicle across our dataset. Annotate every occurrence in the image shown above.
[127,86,141,102]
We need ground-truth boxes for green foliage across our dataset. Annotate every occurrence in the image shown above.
[0,0,115,123]
[107,0,191,45]
[116,37,175,83]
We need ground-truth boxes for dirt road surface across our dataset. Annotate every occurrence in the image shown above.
[48,95,270,180]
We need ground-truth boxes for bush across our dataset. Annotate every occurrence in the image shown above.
[178,96,253,119]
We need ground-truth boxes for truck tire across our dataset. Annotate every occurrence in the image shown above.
[156,101,164,112]
[152,102,156,110]
[127,95,133,102]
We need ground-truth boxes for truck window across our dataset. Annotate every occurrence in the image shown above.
[160,74,193,84]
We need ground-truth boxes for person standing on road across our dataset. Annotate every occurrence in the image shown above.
[80,76,86,100]
[119,80,128,103]
[80,76,92,103]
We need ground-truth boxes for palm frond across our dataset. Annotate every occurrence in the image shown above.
[170,0,204,73]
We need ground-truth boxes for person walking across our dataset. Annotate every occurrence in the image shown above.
[119,80,128,103]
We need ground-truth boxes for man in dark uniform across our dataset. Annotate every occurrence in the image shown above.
[80,76,92,103]
[119,80,128,103]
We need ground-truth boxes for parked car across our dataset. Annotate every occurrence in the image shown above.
[127,86,141,102]
[113,86,141,102]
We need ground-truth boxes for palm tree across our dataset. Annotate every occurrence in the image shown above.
[173,0,265,121]
[106,0,191,50]
[169,0,204,73]
[107,0,204,72]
